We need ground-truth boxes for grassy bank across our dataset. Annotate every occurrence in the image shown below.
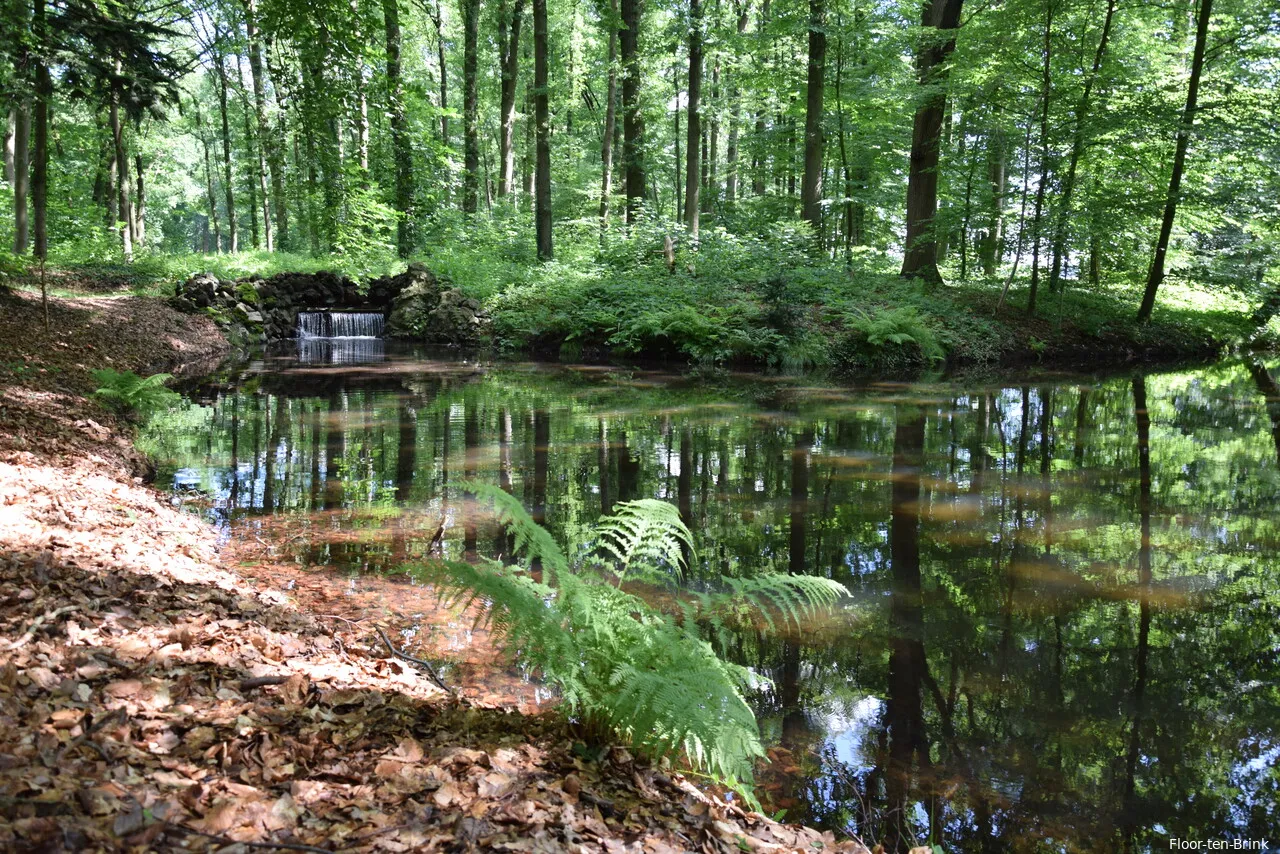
[6,220,1271,377]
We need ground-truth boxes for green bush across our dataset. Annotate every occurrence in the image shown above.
[830,306,945,378]
[419,485,846,794]
[91,368,181,419]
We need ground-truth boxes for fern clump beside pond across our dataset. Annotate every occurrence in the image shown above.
[415,485,847,794]
[91,368,181,419]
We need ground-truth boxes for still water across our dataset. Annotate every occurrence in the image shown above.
[145,351,1280,852]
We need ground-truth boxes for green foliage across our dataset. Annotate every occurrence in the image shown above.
[830,306,946,378]
[416,484,847,791]
[91,368,180,418]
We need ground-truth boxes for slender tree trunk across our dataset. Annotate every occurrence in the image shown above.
[979,128,1006,275]
[11,103,28,254]
[900,0,964,282]
[462,0,480,214]
[522,57,534,198]
[684,0,703,235]
[1026,0,1055,316]
[997,118,1034,310]
[498,0,525,197]
[355,78,369,172]
[109,85,133,260]
[707,56,719,212]
[599,0,618,232]
[1049,0,1115,292]
[674,62,682,219]
[621,0,646,221]
[433,0,449,146]
[214,49,238,253]
[1137,0,1212,323]
[244,0,274,250]
[533,0,552,259]
[834,32,853,259]
[238,88,260,248]
[384,0,415,255]
[31,0,49,261]
[800,0,825,230]
[2,110,13,187]
[724,1,748,206]
[194,99,221,252]
[262,38,290,248]
[133,153,146,248]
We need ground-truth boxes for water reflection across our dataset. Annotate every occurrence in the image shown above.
[145,358,1280,852]
[297,336,386,364]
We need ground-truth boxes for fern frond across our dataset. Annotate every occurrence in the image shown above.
[458,481,569,579]
[594,499,693,584]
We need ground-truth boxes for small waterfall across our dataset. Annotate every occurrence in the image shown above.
[296,311,385,339]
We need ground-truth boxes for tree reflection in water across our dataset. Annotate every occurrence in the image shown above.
[147,357,1280,852]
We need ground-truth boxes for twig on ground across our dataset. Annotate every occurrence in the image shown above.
[3,605,80,650]
[240,674,292,691]
[374,627,448,691]
[313,614,364,626]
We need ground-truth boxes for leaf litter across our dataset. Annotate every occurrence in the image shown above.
[0,289,872,853]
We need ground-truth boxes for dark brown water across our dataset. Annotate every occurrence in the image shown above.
[146,352,1280,853]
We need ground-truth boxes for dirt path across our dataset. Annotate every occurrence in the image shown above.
[0,290,871,853]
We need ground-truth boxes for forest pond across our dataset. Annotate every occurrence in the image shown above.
[144,350,1280,852]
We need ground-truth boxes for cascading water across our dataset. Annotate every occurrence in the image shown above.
[296,311,385,339]
[296,311,386,364]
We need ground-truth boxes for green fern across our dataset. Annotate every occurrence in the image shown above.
[92,368,180,418]
[412,484,849,793]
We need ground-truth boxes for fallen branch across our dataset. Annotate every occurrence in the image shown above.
[374,627,448,691]
[2,605,80,651]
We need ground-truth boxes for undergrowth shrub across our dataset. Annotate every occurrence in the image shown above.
[415,486,847,795]
[830,306,945,378]
[92,368,181,419]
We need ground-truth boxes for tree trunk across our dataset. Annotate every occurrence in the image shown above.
[621,0,646,222]
[599,0,618,231]
[2,110,13,187]
[11,103,28,254]
[725,1,749,206]
[214,48,238,253]
[194,99,221,252]
[262,36,290,249]
[244,0,275,251]
[462,0,480,214]
[799,0,825,230]
[384,0,415,255]
[238,87,260,248]
[707,56,718,212]
[533,0,552,259]
[899,0,964,282]
[133,153,146,248]
[1026,0,1055,316]
[109,86,133,260]
[1136,0,1212,323]
[1048,0,1115,292]
[978,128,1006,276]
[684,0,703,235]
[498,0,525,197]
[31,0,49,261]
[433,0,449,146]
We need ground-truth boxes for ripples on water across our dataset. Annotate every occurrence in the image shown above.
[146,352,1280,852]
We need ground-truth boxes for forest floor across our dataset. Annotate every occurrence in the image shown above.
[0,287,872,852]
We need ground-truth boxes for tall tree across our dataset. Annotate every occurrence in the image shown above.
[10,0,29,254]
[684,0,702,235]
[1136,0,1213,323]
[462,0,480,214]
[31,0,49,261]
[1025,0,1056,315]
[598,0,618,230]
[497,0,525,197]
[899,0,964,282]
[532,0,551,258]
[243,0,275,251]
[384,0,414,255]
[799,0,825,230]
[213,43,237,253]
[1048,0,1116,292]
[620,0,645,221]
